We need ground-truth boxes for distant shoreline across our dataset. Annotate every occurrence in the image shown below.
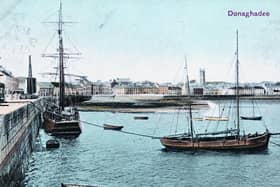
[78,106,177,113]
[79,95,280,112]
[170,95,280,100]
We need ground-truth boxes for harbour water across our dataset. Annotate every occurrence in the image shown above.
[24,100,280,186]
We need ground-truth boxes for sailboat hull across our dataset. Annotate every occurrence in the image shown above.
[160,133,270,151]
[43,112,81,138]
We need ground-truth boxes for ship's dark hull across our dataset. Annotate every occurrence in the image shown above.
[241,116,262,120]
[43,113,81,138]
[160,132,270,151]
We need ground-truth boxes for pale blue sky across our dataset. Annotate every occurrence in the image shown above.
[0,0,279,83]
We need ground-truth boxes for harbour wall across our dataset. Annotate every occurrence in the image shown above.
[0,99,43,186]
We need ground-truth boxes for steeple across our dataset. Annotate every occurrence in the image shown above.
[28,55,32,78]
[27,55,36,94]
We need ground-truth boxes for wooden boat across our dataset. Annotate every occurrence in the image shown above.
[161,130,270,151]
[241,116,262,120]
[42,2,81,138]
[160,31,270,151]
[204,116,229,121]
[44,106,81,137]
[103,124,124,130]
[134,116,149,120]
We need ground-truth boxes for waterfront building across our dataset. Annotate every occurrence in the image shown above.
[166,86,182,95]
[227,86,265,96]
[112,85,126,95]
[0,65,19,94]
[17,77,28,94]
[193,88,204,95]
[91,81,113,95]
[36,82,54,96]
[52,82,80,96]
[71,76,94,96]
[115,78,132,86]
[158,85,169,95]
[205,88,225,95]
[111,81,182,96]
[252,86,266,95]
[263,82,280,95]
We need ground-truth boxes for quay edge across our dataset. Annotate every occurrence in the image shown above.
[0,98,44,186]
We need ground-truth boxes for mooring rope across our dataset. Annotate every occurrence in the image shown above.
[30,101,280,141]
[270,141,280,147]
[30,101,161,139]
[80,120,161,139]
[269,133,280,136]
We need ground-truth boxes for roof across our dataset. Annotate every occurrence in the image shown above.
[51,82,81,88]
[37,82,54,89]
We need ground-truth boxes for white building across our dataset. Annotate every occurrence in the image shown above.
[17,77,27,93]
[226,86,265,96]
[0,65,18,94]
[37,82,54,96]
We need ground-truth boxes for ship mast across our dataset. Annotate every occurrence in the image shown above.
[185,55,194,139]
[236,30,240,137]
[58,1,65,111]
[41,0,81,110]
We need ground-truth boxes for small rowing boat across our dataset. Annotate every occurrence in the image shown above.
[103,124,124,130]
[134,116,149,120]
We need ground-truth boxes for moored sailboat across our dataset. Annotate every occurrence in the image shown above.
[241,99,262,120]
[43,1,81,138]
[241,116,262,120]
[160,30,270,151]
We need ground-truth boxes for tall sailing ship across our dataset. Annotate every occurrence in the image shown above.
[43,2,81,138]
[160,30,270,151]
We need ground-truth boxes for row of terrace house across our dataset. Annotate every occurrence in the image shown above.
[36,76,95,96]
[112,85,182,96]
[226,86,266,95]
[263,82,280,95]
[36,78,183,97]
[34,78,280,97]
[91,81,113,95]
[189,82,267,96]
[111,79,182,96]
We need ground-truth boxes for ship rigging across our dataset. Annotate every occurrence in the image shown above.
[160,30,271,151]
[42,1,82,138]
